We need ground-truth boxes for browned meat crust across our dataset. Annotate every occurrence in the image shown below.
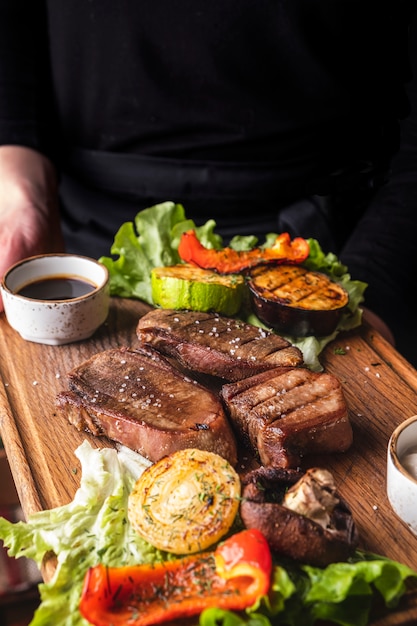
[56,345,237,466]
[221,366,352,467]
[136,309,303,382]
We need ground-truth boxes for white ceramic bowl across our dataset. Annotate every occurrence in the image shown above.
[1,254,110,345]
[387,414,417,535]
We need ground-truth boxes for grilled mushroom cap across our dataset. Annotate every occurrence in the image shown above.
[240,465,359,567]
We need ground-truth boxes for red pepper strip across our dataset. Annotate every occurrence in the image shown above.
[79,529,272,626]
[215,528,272,597]
[178,229,310,274]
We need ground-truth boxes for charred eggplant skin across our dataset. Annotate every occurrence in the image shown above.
[248,264,349,337]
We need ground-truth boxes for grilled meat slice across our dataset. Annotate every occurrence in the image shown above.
[57,346,238,466]
[136,309,303,382]
[221,366,352,467]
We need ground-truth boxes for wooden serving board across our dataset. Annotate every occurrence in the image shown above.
[1,297,417,625]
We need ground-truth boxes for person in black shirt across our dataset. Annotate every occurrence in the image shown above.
[0,1,416,361]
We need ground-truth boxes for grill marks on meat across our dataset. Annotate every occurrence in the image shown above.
[58,310,353,471]
[136,309,303,382]
[221,367,352,467]
[57,346,237,466]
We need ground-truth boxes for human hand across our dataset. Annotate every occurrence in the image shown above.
[0,145,65,311]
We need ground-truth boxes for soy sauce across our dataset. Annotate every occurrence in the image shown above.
[17,276,96,300]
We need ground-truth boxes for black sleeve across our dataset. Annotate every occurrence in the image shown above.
[0,0,56,157]
[340,11,417,342]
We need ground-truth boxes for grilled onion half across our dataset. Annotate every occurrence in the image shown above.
[128,448,241,554]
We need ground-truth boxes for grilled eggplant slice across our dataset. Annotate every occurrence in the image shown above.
[248,264,349,337]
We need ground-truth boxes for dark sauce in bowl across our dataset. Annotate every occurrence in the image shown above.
[17,276,96,301]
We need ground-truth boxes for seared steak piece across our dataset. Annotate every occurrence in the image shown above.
[136,309,303,382]
[57,346,237,466]
[221,366,352,467]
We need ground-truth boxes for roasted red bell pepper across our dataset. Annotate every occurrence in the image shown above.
[178,229,310,274]
[79,529,272,626]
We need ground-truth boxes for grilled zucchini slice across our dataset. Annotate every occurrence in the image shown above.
[151,264,245,316]
[128,448,241,554]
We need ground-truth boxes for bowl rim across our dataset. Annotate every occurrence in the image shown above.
[1,253,109,303]
[388,414,417,485]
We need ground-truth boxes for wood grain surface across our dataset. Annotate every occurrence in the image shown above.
[1,297,417,625]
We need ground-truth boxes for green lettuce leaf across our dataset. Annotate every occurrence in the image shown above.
[99,201,221,303]
[198,554,417,626]
[0,442,155,626]
[301,554,417,626]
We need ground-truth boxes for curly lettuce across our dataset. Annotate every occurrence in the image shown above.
[0,442,154,626]
[99,201,221,303]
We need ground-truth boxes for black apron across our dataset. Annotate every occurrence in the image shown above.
[59,149,382,259]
